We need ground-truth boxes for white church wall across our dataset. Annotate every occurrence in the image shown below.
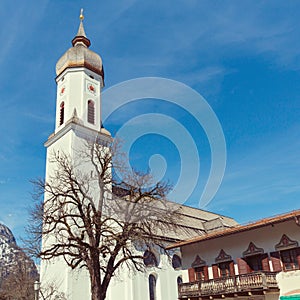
[41,251,185,300]
[106,253,184,300]
[68,267,91,300]
[40,256,70,298]
[55,67,102,134]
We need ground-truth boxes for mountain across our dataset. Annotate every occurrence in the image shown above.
[0,223,38,281]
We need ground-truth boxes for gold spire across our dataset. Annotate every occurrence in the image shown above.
[79,8,84,21]
[56,7,104,80]
[72,8,90,47]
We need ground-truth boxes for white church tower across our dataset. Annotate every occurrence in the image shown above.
[46,9,111,154]
[40,10,112,299]
[40,10,201,300]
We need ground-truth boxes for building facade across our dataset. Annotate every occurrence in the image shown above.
[168,210,300,300]
[39,12,238,300]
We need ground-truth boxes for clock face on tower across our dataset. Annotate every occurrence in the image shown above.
[60,86,66,96]
[86,81,97,95]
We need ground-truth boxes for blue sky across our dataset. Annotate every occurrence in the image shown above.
[0,1,300,242]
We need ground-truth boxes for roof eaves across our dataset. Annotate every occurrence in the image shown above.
[166,209,300,250]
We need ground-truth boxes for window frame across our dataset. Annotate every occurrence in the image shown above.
[172,254,182,270]
[194,266,205,281]
[87,100,95,124]
[148,274,157,300]
[59,102,65,126]
[143,250,158,267]
[281,248,299,271]
[218,261,231,277]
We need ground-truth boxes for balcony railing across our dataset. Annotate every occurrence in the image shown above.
[178,272,278,298]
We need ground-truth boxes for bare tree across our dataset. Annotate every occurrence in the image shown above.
[38,283,67,300]
[27,139,181,300]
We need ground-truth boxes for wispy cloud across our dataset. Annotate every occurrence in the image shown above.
[23,111,53,124]
[0,178,10,185]
[0,2,49,67]
[207,2,300,69]
[0,0,299,238]
[208,125,300,219]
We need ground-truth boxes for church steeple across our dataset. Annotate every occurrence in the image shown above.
[42,10,111,297]
[51,10,108,135]
[72,9,91,48]
[56,9,104,79]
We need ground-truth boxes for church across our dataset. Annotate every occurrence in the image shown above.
[40,9,300,300]
[39,11,238,300]
[39,10,300,300]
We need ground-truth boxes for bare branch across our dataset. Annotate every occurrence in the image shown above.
[26,139,181,300]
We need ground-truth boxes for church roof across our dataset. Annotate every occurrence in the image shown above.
[158,202,238,241]
[56,10,104,79]
[111,186,238,242]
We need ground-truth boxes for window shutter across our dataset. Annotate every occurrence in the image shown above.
[212,264,219,279]
[188,268,195,282]
[203,266,209,280]
[237,258,250,274]
[262,253,270,271]
[270,251,282,272]
[229,261,235,276]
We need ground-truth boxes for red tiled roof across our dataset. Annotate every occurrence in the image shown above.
[167,209,300,249]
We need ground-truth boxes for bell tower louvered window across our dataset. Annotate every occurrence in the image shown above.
[59,102,65,125]
[88,100,95,124]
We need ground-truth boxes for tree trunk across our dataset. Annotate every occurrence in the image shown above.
[89,252,103,300]
[90,271,102,300]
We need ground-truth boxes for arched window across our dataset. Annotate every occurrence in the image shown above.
[88,100,95,124]
[143,250,158,267]
[177,276,183,295]
[172,254,182,269]
[148,274,157,300]
[59,102,64,126]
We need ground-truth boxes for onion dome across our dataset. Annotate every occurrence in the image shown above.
[56,10,104,80]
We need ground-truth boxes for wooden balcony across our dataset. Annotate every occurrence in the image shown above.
[178,272,278,299]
